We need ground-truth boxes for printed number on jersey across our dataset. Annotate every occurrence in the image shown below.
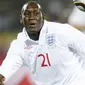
[38,53,51,67]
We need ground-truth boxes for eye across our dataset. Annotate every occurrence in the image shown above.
[24,11,30,16]
[34,11,40,16]
[35,12,39,15]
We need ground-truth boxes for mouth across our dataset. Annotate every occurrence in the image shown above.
[29,23,36,27]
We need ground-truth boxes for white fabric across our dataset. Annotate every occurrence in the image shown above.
[0,20,85,85]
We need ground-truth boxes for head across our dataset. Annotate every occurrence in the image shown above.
[20,1,44,34]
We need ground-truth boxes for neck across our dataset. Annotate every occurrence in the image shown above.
[27,31,40,41]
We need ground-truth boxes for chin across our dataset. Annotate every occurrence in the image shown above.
[29,30,37,34]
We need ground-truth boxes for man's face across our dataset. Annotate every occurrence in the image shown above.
[21,2,44,34]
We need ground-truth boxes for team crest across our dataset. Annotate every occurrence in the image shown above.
[46,34,56,48]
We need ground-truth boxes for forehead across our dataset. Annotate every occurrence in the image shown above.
[27,2,38,9]
[22,2,41,14]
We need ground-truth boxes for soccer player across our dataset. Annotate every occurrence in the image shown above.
[1,1,85,85]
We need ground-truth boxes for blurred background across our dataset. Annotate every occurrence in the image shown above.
[0,0,85,84]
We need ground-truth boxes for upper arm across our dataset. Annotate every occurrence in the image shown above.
[0,40,24,82]
[66,24,85,60]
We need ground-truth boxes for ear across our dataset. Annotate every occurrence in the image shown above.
[20,15,23,24]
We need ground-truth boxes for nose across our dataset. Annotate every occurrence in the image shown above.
[29,12,34,19]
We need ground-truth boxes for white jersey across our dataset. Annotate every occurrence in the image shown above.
[1,20,85,85]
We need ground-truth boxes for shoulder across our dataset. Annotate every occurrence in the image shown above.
[46,20,63,28]
[46,20,71,30]
[46,20,71,33]
[7,32,25,55]
[46,21,85,38]
[8,39,22,53]
[10,39,21,47]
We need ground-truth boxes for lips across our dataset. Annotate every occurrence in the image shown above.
[29,23,36,27]
[29,20,37,27]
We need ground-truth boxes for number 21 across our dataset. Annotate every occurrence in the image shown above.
[38,53,51,67]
